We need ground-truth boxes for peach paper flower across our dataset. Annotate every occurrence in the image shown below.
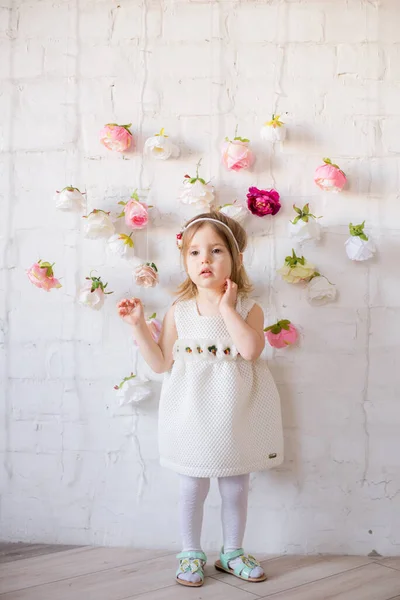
[134,262,159,288]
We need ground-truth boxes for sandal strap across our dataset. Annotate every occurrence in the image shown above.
[176,550,207,562]
[220,547,245,569]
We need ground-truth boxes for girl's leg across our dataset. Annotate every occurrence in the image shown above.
[178,474,210,583]
[218,474,264,579]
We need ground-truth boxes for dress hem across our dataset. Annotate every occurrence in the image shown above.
[160,455,284,477]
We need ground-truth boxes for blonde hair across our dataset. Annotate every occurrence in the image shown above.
[175,210,253,302]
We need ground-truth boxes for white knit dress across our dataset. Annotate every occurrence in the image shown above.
[158,295,284,478]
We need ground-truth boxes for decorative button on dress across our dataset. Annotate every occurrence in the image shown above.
[158,295,284,478]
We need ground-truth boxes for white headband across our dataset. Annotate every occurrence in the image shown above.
[183,217,241,253]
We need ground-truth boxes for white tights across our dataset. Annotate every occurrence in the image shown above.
[178,473,263,583]
[179,473,250,553]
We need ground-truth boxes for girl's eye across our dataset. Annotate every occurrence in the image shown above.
[212,248,222,254]
[190,250,199,256]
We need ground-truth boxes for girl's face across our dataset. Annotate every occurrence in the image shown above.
[185,224,232,291]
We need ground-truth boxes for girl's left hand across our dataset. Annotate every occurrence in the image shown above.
[219,278,238,312]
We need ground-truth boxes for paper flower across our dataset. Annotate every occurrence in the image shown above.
[314,158,347,192]
[134,262,159,288]
[247,187,281,217]
[99,123,133,152]
[260,114,286,143]
[144,127,179,160]
[79,274,113,310]
[114,373,151,406]
[83,209,115,239]
[264,320,298,348]
[345,221,376,261]
[278,249,318,284]
[55,186,85,212]
[117,190,149,230]
[107,233,135,259]
[176,232,183,250]
[221,131,254,172]
[218,201,247,223]
[178,161,214,209]
[26,260,62,292]
[288,203,321,243]
[134,312,162,346]
[306,275,337,306]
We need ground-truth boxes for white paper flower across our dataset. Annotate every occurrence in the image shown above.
[55,186,85,212]
[144,127,179,160]
[83,209,115,239]
[345,236,376,261]
[107,233,135,259]
[114,374,151,406]
[260,115,286,143]
[79,281,105,310]
[345,222,376,261]
[288,203,321,243]
[306,276,337,306]
[219,202,247,223]
[288,219,321,243]
[178,162,214,210]
[79,274,112,310]
[179,179,214,209]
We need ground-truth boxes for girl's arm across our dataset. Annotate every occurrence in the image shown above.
[218,280,265,361]
[220,303,265,361]
[118,298,177,374]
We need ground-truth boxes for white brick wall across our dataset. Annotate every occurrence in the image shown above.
[1,0,400,556]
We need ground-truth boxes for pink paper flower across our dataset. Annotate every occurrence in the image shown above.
[314,158,347,192]
[221,133,254,172]
[264,320,298,349]
[134,262,159,288]
[26,260,62,292]
[99,123,133,153]
[247,187,281,217]
[118,191,149,230]
[134,313,162,346]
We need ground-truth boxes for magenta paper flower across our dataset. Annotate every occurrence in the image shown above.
[99,123,133,152]
[117,190,149,230]
[264,320,298,349]
[247,187,281,217]
[26,260,62,292]
[314,158,347,192]
[221,132,254,172]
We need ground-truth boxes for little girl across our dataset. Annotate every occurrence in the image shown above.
[117,210,283,587]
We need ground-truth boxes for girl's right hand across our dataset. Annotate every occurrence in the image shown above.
[117,297,145,327]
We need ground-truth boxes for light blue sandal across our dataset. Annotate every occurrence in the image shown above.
[176,550,207,587]
[214,547,267,582]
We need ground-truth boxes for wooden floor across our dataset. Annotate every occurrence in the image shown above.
[1,543,400,600]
